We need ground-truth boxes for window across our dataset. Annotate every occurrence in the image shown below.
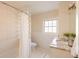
[44,20,57,33]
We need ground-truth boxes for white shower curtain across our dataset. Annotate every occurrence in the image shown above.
[18,12,31,58]
[71,38,78,57]
[71,2,79,57]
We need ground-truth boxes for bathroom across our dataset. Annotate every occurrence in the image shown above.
[0,1,78,58]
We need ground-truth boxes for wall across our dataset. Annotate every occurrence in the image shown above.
[31,2,76,49]
[0,2,30,58]
[0,2,19,57]
[58,2,76,37]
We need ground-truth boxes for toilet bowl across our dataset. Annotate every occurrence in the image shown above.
[31,42,37,48]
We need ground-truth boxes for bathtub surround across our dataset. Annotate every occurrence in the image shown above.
[0,2,31,57]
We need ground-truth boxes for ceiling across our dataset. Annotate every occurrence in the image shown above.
[4,1,60,15]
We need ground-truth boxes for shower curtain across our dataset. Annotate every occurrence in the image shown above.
[71,38,78,57]
[71,2,79,57]
[18,12,31,58]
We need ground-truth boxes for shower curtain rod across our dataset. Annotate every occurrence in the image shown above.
[0,1,28,15]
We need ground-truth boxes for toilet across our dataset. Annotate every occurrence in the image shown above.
[31,42,37,48]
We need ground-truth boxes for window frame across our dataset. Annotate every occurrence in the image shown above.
[43,19,57,33]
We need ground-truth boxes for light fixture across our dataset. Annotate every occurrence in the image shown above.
[68,3,76,10]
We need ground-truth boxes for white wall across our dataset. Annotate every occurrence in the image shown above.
[0,2,30,58]
[58,2,76,37]
[0,2,19,57]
